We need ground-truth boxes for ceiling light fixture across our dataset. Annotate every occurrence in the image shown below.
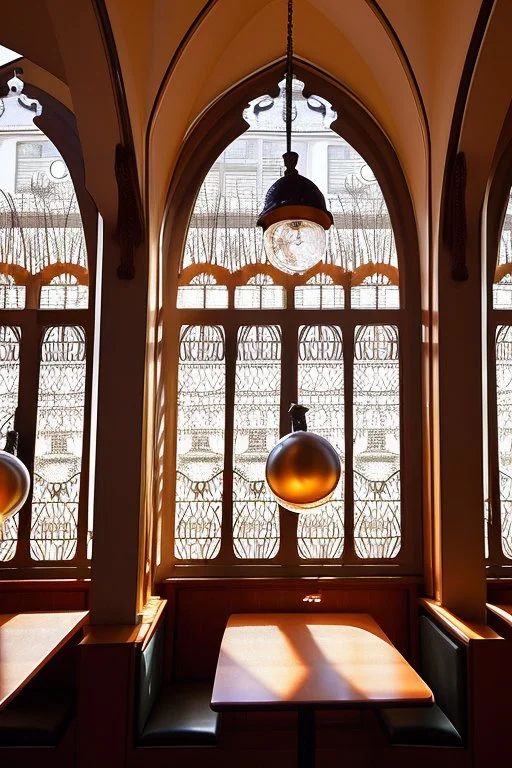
[256,0,333,274]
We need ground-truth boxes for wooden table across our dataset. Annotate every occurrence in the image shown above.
[212,613,433,768]
[0,611,89,711]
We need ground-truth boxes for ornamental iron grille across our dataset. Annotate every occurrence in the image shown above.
[30,326,86,561]
[174,325,225,560]
[0,326,21,561]
[173,79,403,565]
[0,74,92,569]
[495,325,512,558]
[233,325,281,559]
[353,325,400,558]
[297,325,344,558]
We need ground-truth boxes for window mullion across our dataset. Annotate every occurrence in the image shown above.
[278,316,299,563]
[219,325,237,562]
[12,315,41,566]
[342,321,356,562]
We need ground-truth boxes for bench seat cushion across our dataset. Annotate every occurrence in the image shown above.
[139,681,220,747]
[0,688,75,746]
[379,704,463,747]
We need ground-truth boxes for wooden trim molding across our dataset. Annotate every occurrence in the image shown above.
[419,597,500,644]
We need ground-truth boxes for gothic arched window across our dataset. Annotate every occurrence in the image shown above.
[0,73,95,572]
[165,76,420,574]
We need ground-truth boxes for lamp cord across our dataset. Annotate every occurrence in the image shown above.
[285,0,293,155]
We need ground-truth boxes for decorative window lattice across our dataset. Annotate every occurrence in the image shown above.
[353,324,401,559]
[297,325,344,558]
[0,325,21,562]
[174,325,225,560]
[233,325,281,559]
[172,79,404,566]
[181,78,399,295]
[495,325,512,558]
[30,326,86,561]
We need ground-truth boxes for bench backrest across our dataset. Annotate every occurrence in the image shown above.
[135,621,164,737]
[420,614,467,738]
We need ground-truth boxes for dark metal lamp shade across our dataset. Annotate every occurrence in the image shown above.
[257,151,333,231]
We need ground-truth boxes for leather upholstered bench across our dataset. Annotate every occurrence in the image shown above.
[378,614,466,747]
[0,688,75,747]
[135,620,220,747]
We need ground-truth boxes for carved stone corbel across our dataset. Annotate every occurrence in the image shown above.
[114,143,144,279]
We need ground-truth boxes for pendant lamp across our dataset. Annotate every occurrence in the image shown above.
[266,405,341,513]
[0,431,30,530]
[257,0,333,274]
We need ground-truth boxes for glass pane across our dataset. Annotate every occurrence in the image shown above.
[233,325,280,558]
[0,275,25,309]
[174,325,225,559]
[352,274,399,309]
[297,325,344,558]
[353,325,401,558]
[181,77,397,285]
[40,274,88,309]
[494,189,512,308]
[177,274,228,309]
[0,326,21,562]
[295,273,344,309]
[30,326,86,561]
[235,275,285,309]
[0,78,88,309]
[495,325,512,558]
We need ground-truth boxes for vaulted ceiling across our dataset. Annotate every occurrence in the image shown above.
[0,0,510,253]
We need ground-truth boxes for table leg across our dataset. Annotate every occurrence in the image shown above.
[297,708,315,768]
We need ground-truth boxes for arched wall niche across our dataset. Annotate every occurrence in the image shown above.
[153,58,423,581]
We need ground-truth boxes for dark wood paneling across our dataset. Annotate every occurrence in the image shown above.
[161,578,418,681]
[0,579,90,612]
[487,579,512,604]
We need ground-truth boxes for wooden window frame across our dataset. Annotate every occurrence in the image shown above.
[155,61,422,580]
[485,130,512,576]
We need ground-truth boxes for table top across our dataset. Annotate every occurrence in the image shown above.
[211,613,434,710]
[0,611,89,711]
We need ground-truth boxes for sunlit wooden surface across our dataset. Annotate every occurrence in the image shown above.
[0,611,88,710]
[212,613,433,708]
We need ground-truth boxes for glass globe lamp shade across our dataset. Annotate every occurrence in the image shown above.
[257,151,333,276]
[266,405,341,513]
[264,219,326,275]
[0,447,30,528]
